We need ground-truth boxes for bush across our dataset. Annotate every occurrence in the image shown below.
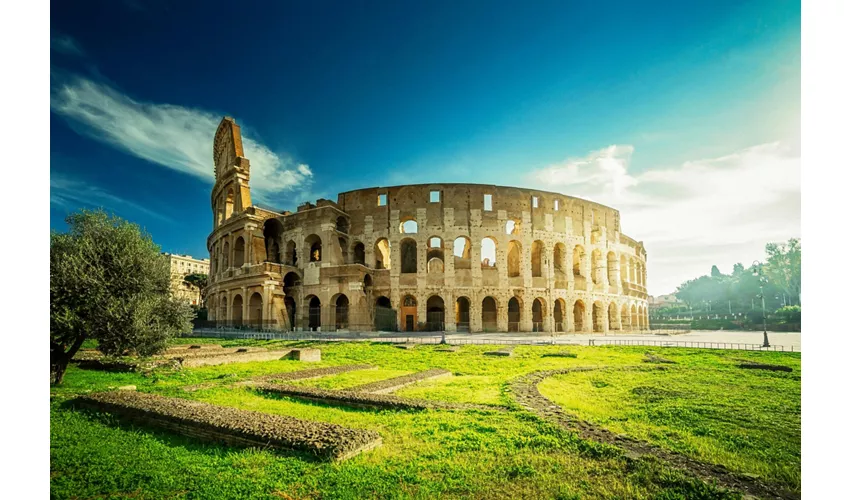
[775,305,801,323]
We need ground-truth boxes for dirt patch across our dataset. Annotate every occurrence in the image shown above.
[73,391,382,461]
[348,368,452,394]
[509,367,798,500]
[643,354,676,364]
[542,352,578,358]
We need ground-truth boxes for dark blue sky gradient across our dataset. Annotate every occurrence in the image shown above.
[50,0,800,261]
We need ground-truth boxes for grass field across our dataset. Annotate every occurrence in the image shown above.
[50,339,800,499]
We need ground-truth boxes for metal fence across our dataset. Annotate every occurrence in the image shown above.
[185,329,796,351]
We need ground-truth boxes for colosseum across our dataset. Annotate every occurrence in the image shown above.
[206,117,649,334]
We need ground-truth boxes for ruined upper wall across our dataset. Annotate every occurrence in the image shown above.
[336,183,635,244]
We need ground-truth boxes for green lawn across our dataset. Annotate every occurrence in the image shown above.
[50,340,800,499]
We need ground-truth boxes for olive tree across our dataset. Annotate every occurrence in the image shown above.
[50,209,193,384]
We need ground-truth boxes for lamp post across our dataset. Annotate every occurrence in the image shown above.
[752,261,770,348]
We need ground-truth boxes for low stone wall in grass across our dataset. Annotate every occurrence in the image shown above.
[74,391,381,461]
[247,364,376,385]
[348,369,452,394]
[541,352,578,359]
[179,350,296,368]
[484,346,515,357]
[256,383,499,412]
[738,362,792,372]
[164,347,268,360]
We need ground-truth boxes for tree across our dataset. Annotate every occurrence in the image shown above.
[183,273,209,303]
[50,210,193,385]
[765,238,801,305]
[710,265,722,278]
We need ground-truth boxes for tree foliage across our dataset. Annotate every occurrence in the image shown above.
[672,239,801,316]
[183,273,209,302]
[50,210,193,384]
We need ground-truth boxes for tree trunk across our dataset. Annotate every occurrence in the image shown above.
[51,336,86,385]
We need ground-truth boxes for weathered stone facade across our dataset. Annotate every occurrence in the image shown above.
[206,117,649,333]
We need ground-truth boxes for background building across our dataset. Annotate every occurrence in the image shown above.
[163,252,210,306]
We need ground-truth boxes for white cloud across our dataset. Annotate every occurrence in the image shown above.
[528,142,801,295]
[50,77,312,204]
[51,174,173,223]
[51,35,84,56]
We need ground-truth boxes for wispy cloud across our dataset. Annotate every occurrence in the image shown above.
[528,142,801,295]
[51,34,84,57]
[51,174,173,223]
[50,77,312,204]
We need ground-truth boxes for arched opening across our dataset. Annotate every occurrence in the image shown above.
[608,302,619,331]
[453,236,472,269]
[607,252,618,285]
[249,292,263,326]
[481,237,497,268]
[400,238,417,274]
[507,240,522,277]
[532,298,545,332]
[631,304,638,330]
[222,241,230,269]
[455,296,470,332]
[573,245,585,278]
[621,304,630,331]
[283,271,300,290]
[263,219,284,264]
[508,297,521,332]
[307,296,321,331]
[531,240,544,277]
[305,234,322,262]
[482,296,498,331]
[426,237,444,273]
[352,242,366,265]
[400,219,418,234]
[506,219,520,235]
[573,300,586,332]
[225,189,234,219]
[231,294,243,326]
[554,299,565,332]
[401,295,418,331]
[374,296,394,331]
[286,240,297,266]
[234,237,245,267]
[592,301,604,332]
[554,243,566,275]
[426,295,445,331]
[620,255,629,284]
[375,238,391,269]
[363,273,373,288]
[336,216,349,233]
[591,249,603,285]
[284,296,296,331]
[335,294,349,330]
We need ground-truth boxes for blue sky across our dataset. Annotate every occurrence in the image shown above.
[50,0,800,295]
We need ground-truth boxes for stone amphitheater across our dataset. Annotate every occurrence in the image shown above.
[206,117,649,334]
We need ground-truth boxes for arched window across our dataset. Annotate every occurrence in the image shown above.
[400,238,417,273]
[286,240,297,266]
[531,240,544,277]
[234,237,245,267]
[427,237,444,273]
[554,243,566,274]
[482,296,498,331]
[453,236,472,270]
[263,219,284,264]
[455,297,470,332]
[607,252,618,285]
[305,234,322,262]
[573,245,585,278]
[335,294,349,330]
[481,237,497,268]
[591,249,603,284]
[400,219,418,234]
[231,294,243,326]
[375,238,391,269]
[336,216,349,233]
[426,295,445,331]
[554,299,565,332]
[307,295,321,331]
[507,240,522,277]
[352,242,366,265]
[532,298,545,332]
[573,300,586,332]
[608,302,619,331]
